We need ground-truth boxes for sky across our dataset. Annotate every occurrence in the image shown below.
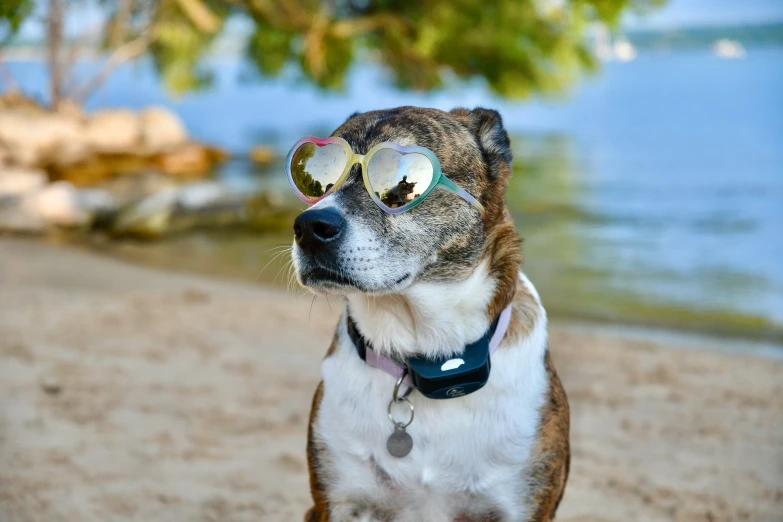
[9,0,783,42]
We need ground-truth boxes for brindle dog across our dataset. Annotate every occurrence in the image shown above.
[291,107,569,522]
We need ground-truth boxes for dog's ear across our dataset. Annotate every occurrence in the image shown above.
[450,107,512,175]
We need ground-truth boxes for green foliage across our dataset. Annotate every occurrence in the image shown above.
[247,20,295,75]
[0,0,666,100]
[299,28,354,89]
[0,0,33,42]
[149,0,230,95]
[237,0,667,97]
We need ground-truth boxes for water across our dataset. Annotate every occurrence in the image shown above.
[7,46,783,339]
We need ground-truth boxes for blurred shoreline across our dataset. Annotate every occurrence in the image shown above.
[558,320,783,360]
[1,237,781,521]
[10,235,783,356]
[72,232,783,347]
[87,221,783,351]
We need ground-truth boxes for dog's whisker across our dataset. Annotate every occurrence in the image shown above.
[259,244,291,254]
[289,262,298,291]
[284,260,299,297]
[255,247,292,282]
[309,294,317,324]
[256,246,292,264]
[273,257,294,287]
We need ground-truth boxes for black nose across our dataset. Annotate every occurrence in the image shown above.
[294,208,345,249]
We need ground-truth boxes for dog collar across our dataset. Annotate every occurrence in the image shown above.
[346,305,513,399]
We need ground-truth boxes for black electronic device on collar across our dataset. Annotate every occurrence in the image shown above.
[347,314,501,400]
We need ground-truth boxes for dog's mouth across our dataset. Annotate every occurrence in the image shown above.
[300,265,411,293]
[302,266,359,288]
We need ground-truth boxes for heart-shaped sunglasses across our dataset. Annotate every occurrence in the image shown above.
[285,136,485,217]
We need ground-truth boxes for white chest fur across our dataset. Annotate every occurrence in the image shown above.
[315,274,549,521]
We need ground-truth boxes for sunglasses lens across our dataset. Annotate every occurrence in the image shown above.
[367,149,434,210]
[290,142,348,200]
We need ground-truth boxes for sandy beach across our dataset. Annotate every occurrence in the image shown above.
[0,238,781,522]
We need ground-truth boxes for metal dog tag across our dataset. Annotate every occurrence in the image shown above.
[387,424,413,458]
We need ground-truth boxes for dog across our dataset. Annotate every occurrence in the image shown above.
[381,175,418,208]
[291,106,570,521]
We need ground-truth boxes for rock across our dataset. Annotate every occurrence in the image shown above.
[0,110,89,167]
[105,181,303,238]
[98,171,177,208]
[40,375,62,395]
[0,92,45,112]
[108,181,263,238]
[77,188,115,214]
[22,181,91,227]
[153,143,217,177]
[0,167,47,197]
[207,146,229,163]
[0,198,46,233]
[245,192,300,234]
[54,143,226,185]
[249,145,276,165]
[110,187,179,239]
[83,109,141,154]
[176,182,228,209]
[140,107,188,153]
[161,198,248,235]
[50,154,151,186]
[56,100,85,121]
[0,180,96,233]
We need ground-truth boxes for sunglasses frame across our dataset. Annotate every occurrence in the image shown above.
[286,136,485,217]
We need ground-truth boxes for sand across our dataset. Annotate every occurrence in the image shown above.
[0,238,781,522]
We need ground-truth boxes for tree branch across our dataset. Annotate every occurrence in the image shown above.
[61,17,103,97]
[47,0,65,107]
[303,13,329,79]
[331,14,406,38]
[71,29,157,103]
[175,0,220,33]
[109,0,134,49]
[232,0,309,31]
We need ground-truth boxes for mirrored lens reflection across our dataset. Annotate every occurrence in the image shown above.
[367,149,434,209]
[290,142,347,199]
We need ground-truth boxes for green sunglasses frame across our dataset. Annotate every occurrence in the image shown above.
[286,136,485,218]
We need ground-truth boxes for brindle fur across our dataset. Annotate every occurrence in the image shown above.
[303,107,569,521]
[525,351,570,521]
[305,381,328,522]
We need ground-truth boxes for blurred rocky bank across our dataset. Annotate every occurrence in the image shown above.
[0,93,292,239]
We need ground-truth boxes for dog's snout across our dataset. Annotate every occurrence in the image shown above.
[294,208,345,249]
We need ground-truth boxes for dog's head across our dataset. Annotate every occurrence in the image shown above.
[291,106,520,315]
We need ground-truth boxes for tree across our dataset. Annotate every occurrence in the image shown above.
[242,0,666,96]
[0,0,665,107]
[0,0,224,106]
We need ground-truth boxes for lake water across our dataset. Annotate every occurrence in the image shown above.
[8,46,783,340]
